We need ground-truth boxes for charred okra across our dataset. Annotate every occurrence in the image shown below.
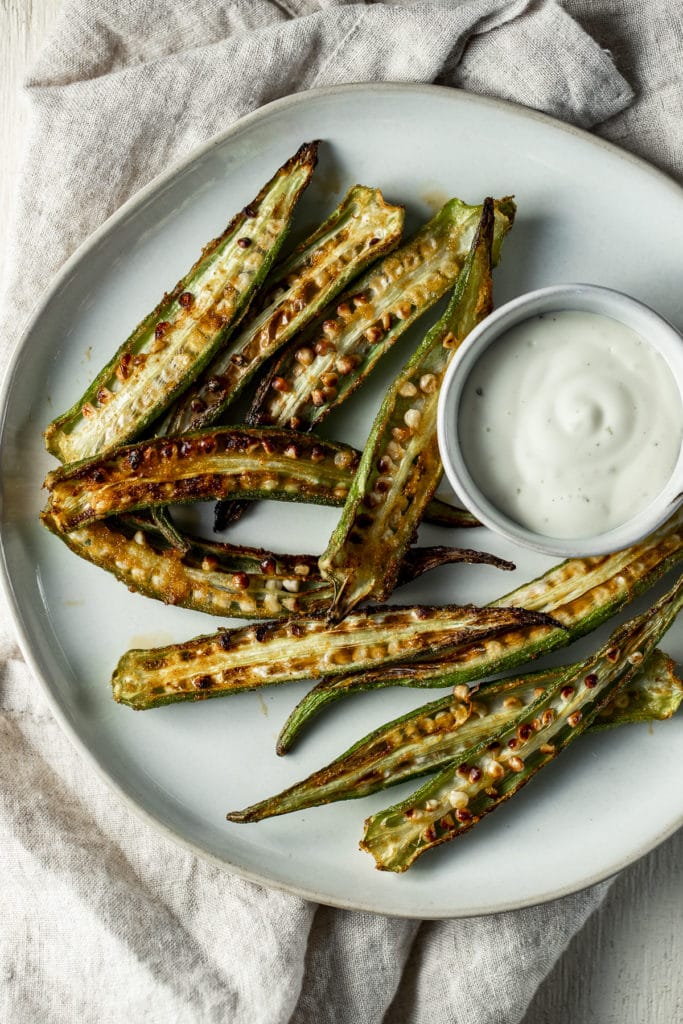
[111,604,560,710]
[319,199,495,619]
[45,142,318,464]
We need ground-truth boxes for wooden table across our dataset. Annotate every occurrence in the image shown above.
[1,3,680,1021]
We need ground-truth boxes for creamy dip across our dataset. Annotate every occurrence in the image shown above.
[459,310,683,539]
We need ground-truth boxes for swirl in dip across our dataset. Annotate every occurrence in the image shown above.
[458,310,683,539]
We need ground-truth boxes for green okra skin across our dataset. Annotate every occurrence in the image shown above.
[111,604,560,710]
[276,509,683,751]
[163,186,405,434]
[247,197,516,434]
[227,649,681,822]
[319,200,495,620]
[360,573,683,872]
[44,142,319,465]
[43,426,483,533]
[41,509,512,619]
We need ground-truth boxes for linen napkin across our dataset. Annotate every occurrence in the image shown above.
[1,2,680,1022]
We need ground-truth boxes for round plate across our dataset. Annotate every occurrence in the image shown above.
[1,84,682,918]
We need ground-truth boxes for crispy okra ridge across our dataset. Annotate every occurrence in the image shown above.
[227,649,682,823]
[360,573,683,871]
[110,604,562,710]
[44,142,319,464]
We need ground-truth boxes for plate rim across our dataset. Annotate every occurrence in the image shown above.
[1,81,682,919]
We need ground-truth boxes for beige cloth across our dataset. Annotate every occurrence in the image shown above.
[1,2,680,1022]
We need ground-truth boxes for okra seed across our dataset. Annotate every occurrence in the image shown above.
[561,685,575,700]
[337,302,353,319]
[455,808,472,823]
[320,371,338,387]
[419,373,438,393]
[271,376,291,393]
[335,354,356,375]
[232,572,249,590]
[540,742,555,754]
[584,673,598,688]
[508,756,525,772]
[399,382,418,398]
[310,389,324,406]
[364,325,384,345]
[282,579,300,593]
[534,687,545,698]
[453,684,470,701]
[442,331,457,349]
[424,799,439,811]
[469,767,483,783]
[568,710,583,727]
[448,789,469,810]
[486,759,505,780]
[352,293,368,307]
[237,237,251,248]
[133,531,146,546]
[381,311,392,331]
[202,556,219,572]
[294,563,310,576]
[504,695,523,709]
[295,347,315,366]
[404,408,421,430]
[628,651,643,666]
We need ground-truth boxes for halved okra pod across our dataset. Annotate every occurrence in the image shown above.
[43,427,480,532]
[319,199,495,620]
[44,142,319,464]
[227,649,681,822]
[41,509,512,619]
[163,186,405,434]
[111,604,560,710]
[360,573,683,871]
[247,197,516,433]
[277,509,683,750]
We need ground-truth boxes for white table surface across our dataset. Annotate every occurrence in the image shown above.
[1,3,680,1021]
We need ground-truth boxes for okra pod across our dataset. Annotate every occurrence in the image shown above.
[44,143,318,464]
[319,200,495,619]
[43,427,481,533]
[41,510,512,619]
[361,574,683,871]
[111,604,560,710]
[163,186,405,433]
[227,649,681,822]
[278,509,683,750]
[247,197,516,433]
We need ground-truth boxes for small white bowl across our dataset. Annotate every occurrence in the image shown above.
[437,284,683,557]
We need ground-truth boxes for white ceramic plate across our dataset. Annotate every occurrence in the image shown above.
[2,85,682,918]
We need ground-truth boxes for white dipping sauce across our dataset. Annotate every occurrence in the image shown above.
[459,310,683,539]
